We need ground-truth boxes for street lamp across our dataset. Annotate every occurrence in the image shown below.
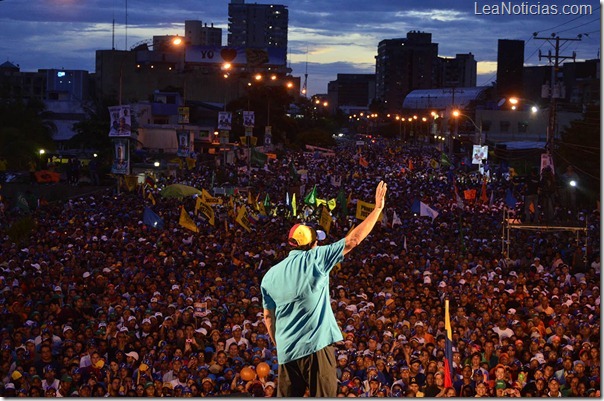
[222,62,232,111]
[452,110,483,145]
[506,97,539,113]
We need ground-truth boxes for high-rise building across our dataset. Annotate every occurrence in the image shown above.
[185,20,222,46]
[439,53,477,88]
[375,31,438,111]
[228,0,288,65]
[327,74,376,114]
[497,39,524,99]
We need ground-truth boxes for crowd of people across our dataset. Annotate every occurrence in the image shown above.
[0,139,599,397]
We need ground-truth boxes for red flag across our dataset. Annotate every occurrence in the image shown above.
[464,189,476,200]
[480,180,488,203]
[359,155,369,168]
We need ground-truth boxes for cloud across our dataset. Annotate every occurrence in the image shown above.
[0,0,599,97]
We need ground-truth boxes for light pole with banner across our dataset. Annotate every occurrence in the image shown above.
[453,109,489,175]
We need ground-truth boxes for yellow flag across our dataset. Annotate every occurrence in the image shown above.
[124,175,138,192]
[147,192,156,206]
[319,206,332,234]
[316,198,327,207]
[197,199,215,226]
[292,193,297,217]
[195,197,202,215]
[327,198,337,211]
[201,189,223,205]
[185,157,196,170]
[258,201,267,216]
[236,205,252,232]
[179,206,199,233]
[355,200,376,221]
[228,196,235,218]
[248,190,254,206]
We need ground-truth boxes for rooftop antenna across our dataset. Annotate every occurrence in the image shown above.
[124,0,128,50]
[301,45,308,97]
[111,0,115,50]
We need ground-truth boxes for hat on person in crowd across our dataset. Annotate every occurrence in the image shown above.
[287,224,325,247]
[125,351,139,361]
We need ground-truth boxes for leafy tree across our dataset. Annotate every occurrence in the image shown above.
[0,99,56,169]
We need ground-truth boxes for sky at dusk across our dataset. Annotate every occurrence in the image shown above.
[0,0,600,96]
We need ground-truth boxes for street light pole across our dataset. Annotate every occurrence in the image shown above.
[453,110,482,145]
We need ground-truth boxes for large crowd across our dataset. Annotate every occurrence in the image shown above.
[0,139,600,397]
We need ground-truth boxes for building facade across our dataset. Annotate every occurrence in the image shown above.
[375,31,439,112]
[185,20,222,46]
[497,39,524,100]
[327,74,376,114]
[439,53,477,88]
[227,0,288,66]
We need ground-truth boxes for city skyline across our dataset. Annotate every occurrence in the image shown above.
[0,0,600,97]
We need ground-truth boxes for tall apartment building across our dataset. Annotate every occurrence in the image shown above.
[497,39,524,99]
[185,20,222,46]
[375,31,438,111]
[439,53,477,88]
[228,0,288,66]
[327,74,376,114]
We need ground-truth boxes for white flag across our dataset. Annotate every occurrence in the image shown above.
[392,210,402,227]
[420,202,439,221]
[381,211,388,227]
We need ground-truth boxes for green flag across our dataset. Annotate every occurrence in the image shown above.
[251,148,268,167]
[16,192,30,214]
[263,193,270,208]
[304,185,317,206]
[289,160,300,181]
[440,152,452,167]
[337,188,348,218]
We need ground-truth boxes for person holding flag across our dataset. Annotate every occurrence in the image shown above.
[261,181,387,397]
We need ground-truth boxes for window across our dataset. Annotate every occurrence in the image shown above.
[500,121,510,133]
[518,122,528,133]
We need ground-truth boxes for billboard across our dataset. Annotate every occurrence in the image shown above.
[186,46,287,66]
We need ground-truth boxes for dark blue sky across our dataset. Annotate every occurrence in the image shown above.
[0,0,599,95]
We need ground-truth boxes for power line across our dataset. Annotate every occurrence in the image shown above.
[532,6,600,35]
[557,18,600,35]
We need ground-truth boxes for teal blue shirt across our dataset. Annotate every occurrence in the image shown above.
[261,238,345,364]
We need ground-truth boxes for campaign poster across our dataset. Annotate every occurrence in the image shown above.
[243,111,255,128]
[218,112,232,131]
[472,145,488,165]
[177,130,190,157]
[109,105,132,137]
[111,138,129,174]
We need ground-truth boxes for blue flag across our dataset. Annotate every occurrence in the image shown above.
[410,198,421,214]
[143,207,164,229]
[505,189,517,209]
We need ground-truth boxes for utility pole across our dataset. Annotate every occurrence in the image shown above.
[534,33,580,155]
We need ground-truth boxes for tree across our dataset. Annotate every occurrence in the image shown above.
[0,99,56,169]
